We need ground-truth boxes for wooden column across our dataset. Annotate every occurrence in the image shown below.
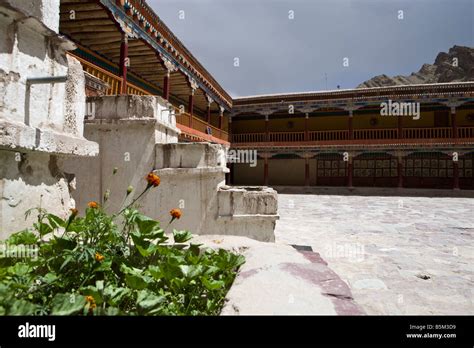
[206,96,213,124]
[347,154,353,188]
[228,115,233,142]
[397,155,403,188]
[451,106,458,139]
[264,156,269,186]
[304,113,309,141]
[188,91,194,128]
[398,115,403,139]
[219,107,224,129]
[304,156,310,186]
[163,72,170,100]
[348,110,354,140]
[265,114,269,141]
[119,33,128,94]
[206,104,211,124]
[453,160,460,190]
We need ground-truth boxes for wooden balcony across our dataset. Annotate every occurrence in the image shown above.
[174,110,229,144]
[71,52,229,144]
[231,127,474,147]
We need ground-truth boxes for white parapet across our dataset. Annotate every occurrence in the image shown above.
[65,96,278,242]
[0,0,98,238]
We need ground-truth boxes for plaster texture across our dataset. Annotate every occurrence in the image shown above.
[0,0,97,237]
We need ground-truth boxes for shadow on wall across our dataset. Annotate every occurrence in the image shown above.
[0,151,71,188]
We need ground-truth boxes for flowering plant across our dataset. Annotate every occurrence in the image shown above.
[0,170,244,315]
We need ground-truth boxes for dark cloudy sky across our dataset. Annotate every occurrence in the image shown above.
[148,0,473,97]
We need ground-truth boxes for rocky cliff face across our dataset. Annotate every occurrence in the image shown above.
[357,45,474,88]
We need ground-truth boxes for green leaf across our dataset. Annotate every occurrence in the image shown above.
[34,222,53,237]
[93,259,112,272]
[103,286,131,307]
[179,265,204,279]
[8,263,31,277]
[121,264,149,290]
[137,290,165,314]
[135,214,160,235]
[42,272,58,284]
[8,299,39,315]
[200,276,225,291]
[173,229,192,243]
[51,293,86,315]
[81,286,103,304]
[147,265,163,280]
[6,230,38,245]
[47,214,65,229]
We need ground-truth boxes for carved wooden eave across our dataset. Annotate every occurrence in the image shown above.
[107,0,232,110]
[231,83,474,117]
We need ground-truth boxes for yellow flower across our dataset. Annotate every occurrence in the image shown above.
[146,172,160,187]
[95,252,105,262]
[88,201,99,209]
[170,208,182,220]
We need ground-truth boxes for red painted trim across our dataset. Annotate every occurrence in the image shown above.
[176,124,230,146]
[231,137,474,148]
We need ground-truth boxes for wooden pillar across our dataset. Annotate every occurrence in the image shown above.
[398,115,403,139]
[206,104,211,124]
[397,155,403,188]
[264,156,269,186]
[304,113,309,141]
[188,90,194,128]
[304,157,310,186]
[265,114,269,141]
[219,107,224,129]
[119,33,128,94]
[451,106,458,139]
[453,161,460,190]
[348,110,354,140]
[347,154,353,188]
[205,96,213,124]
[228,115,233,142]
[163,72,170,100]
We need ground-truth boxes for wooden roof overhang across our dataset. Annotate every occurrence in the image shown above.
[59,0,232,115]
[231,82,474,118]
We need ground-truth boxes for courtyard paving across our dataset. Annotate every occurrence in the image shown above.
[275,193,474,315]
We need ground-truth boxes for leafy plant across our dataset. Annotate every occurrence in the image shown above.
[0,170,244,316]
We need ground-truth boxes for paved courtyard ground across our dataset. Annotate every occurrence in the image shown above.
[275,193,474,315]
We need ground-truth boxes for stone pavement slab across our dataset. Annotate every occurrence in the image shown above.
[275,193,474,315]
[193,235,363,315]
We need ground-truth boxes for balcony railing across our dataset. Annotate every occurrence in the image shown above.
[70,52,228,143]
[402,127,452,139]
[173,109,229,143]
[232,127,474,144]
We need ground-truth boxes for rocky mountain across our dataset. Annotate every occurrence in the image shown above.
[357,45,474,88]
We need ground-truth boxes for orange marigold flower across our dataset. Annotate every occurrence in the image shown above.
[88,201,99,209]
[85,295,96,314]
[146,172,160,187]
[95,252,105,262]
[170,208,182,220]
[70,208,79,216]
